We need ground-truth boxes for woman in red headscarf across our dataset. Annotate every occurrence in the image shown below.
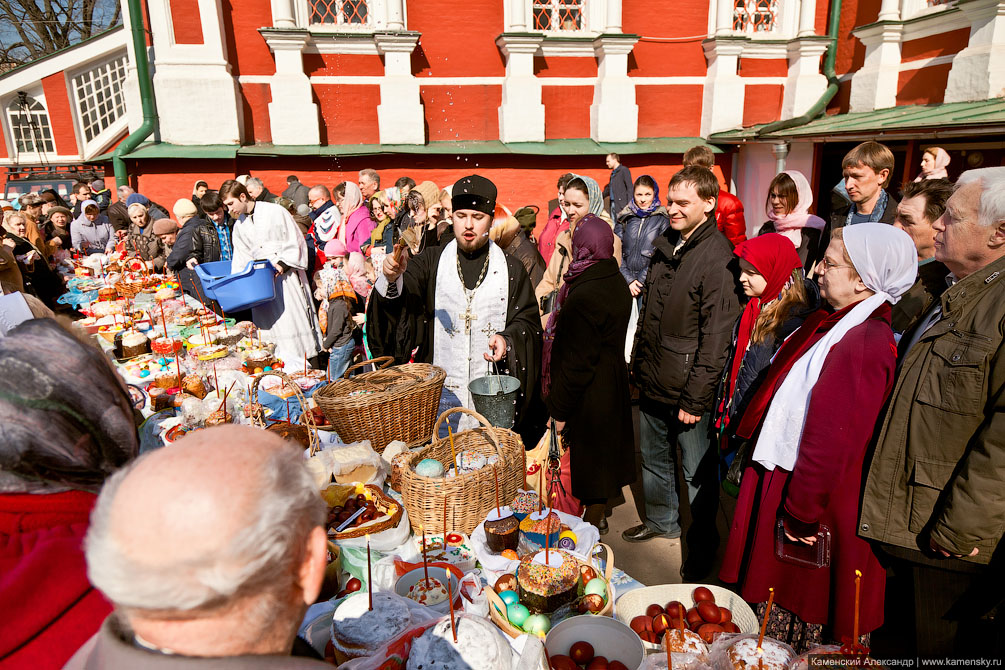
[714,233,819,496]
[542,214,634,530]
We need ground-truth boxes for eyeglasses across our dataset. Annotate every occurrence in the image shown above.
[817,258,854,272]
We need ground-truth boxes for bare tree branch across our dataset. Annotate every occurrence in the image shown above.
[0,0,121,66]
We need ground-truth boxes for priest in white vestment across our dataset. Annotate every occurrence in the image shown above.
[221,182,322,364]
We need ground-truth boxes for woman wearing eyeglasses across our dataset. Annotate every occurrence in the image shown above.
[757,171,827,273]
[719,224,918,652]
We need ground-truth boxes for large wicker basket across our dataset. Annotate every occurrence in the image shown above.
[312,356,445,453]
[250,370,321,455]
[399,407,525,534]
[115,276,157,299]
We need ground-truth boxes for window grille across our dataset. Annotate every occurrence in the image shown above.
[72,56,128,143]
[733,0,778,34]
[7,96,55,154]
[310,0,373,26]
[532,0,585,32]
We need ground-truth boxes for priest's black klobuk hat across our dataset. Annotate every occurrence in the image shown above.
[451,175,497,216]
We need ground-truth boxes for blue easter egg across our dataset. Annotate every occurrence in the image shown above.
[264,366,272,372]
[414,458,445,477]
[498,590,519,606]
[139,370,150,378]
[506,603,530,628]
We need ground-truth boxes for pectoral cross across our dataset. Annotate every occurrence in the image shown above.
[458,305,477,335]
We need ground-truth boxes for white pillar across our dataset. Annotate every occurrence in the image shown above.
[700,38,746,135]
[782,37,829,118]
[508,0,528,30]
[716,0,735,35]
[605,0,622,32]
[590,35,639,142]
[946,0,1005,103]
[270,0,296,28]
[146,0,243,145]
[262,31,320,145]
[849,22,902,112]
[798,0,817,37]
[497,34,545,143]
[375,32,424,144]
[385,0,405,31]
[877,0,900,22]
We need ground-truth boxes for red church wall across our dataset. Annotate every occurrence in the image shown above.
[636,85,703,137]
[535,57,597,78]
[170,0,204,45]
[221,0,276,77]
[901,28,971,62]
[743,84,784,127]
[543,86,593,139]
[303,53,384,77]
[834,0,873,77]
[239,82,272,145]
[315,84,381,145]
[420,86,501,142]
[739,58,787,77]
[408,1,505,77]
[625,0,709,77]
[0,122,8,158]
[41,74,79,155]
[896,64,952,106]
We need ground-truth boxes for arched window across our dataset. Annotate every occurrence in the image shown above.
[310,0,375,26]
[7,95,55,154]
[533,0,586,31]
[733,0,778,34]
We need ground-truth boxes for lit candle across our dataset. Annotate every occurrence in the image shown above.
[493,464,500,516]
[757,587,775,651]
[853,569,862,645]
[447,425,456,471]
[366,534,373,611]
[447,568,457,642]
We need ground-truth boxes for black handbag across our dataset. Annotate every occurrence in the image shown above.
[539,245,568,314]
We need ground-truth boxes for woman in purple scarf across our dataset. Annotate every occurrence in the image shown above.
[542,214,635,532]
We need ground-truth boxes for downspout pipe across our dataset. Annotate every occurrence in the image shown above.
[755,0,842,137]
[113,0,158,188]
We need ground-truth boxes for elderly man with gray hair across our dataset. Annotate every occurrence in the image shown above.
[66,425,331,668]
[860,167,1005,658]
[246,177,278,204]
[358,168,380,199]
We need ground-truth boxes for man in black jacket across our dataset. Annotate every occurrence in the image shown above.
[605,152,633,223]
[626,167,742,579]
[167,199,222,311]
[823,141,899,254]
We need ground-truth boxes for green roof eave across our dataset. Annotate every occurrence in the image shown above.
[99,137,722,161]
[709,98,1005,144]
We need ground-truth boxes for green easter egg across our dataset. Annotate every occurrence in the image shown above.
[499,590,519,606]
[506,602,530,628]
[522,613,551,636]
[584,577,607,599]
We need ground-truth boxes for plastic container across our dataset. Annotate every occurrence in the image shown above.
[195,260,277,312]
[393,565,461,615]
[545,615,645,670]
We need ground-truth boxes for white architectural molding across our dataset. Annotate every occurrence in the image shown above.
[496,34,546,143]
[740,40,791,58]
[849,21,903,112]
[261,30,320,145]
[798,0,817,37]
[146,0,242,145]
[878,0,901,22]
[375,32,423,144]
[945,0,1005,102]
[238,74,792,86]
[901,6,970,40]
[538,37,600,57]
[701,37,747,135]
[591,34,639,142]
[782,37,829,119]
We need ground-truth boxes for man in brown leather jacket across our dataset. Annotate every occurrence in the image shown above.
[860,168,1005,657]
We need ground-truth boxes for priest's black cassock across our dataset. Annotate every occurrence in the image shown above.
[366,238,545,445]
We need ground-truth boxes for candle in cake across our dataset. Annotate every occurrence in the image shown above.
[493,465,500,515]
[174,355,182,389]
[853,569,862,645]
[447,425,456,472]
[757,587,774,651]
[366,534,373,611]
[420,525,430,587]
[220,308,228,334]
[447,568,457,642]
[213,363,220,398]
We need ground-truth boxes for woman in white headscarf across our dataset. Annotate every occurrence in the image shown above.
[915,146,951,182]
[720,223,917,652]
[757,170,827,272]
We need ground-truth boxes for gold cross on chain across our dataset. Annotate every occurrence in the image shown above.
[458,303,477,335]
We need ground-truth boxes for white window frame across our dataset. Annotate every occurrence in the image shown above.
[298,0,388,32]
[4,90,56,163]
[530,0,589,34]
[68,54,129,156]
[730,0,799,39]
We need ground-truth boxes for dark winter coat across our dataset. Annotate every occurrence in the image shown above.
[607,164,634,220]
[615,204,670,285]
[283,181,311,208]
[890,258,949,336]
[124,222,167,272]
[822,191,898,260]
[632,215,743,414]
[106,201,130,231]
[167,217,221,305]
[756,221,823,274]
[546,259,635,501]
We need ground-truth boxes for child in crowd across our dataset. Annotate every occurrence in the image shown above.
[316,240,367,379]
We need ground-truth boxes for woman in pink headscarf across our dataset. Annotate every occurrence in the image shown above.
[338,182,376,254]
[914,146,950,182]
[756,170,827,272]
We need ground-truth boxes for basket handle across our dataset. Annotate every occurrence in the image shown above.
[250,370,321,455]
[343,355,394,379]
[588,542,615,582]
[432,407,504,461]
[483,587,518,634]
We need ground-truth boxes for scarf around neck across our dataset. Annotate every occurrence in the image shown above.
[627,176,662,218]
[845,188,889,227]
[766,171,826,246]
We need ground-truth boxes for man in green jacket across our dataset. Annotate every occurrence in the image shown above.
[859,168,1005,657]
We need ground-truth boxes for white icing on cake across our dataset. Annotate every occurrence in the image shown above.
[484,507,513,522]
[407,577,448,606]
[405,613,513,670]
[727,637,793,669]
[527,510,549,521]
[331,592,412,655]
[531,550,565,569]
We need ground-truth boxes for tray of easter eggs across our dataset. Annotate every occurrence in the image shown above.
[484,543,616,640]
[321,483,403,540]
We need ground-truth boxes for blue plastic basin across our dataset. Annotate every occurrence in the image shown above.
[195,260,278,312]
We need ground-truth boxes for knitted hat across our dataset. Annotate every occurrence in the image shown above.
[172,198,198,219]
[152,219,177,235]
[324,239,348,258]
[413,181,440,210]
[47,206,72,220]
[90,179,106,192]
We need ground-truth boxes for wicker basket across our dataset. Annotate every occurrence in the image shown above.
[251,370,321,455]
[399,407,525,534]
[115,276,157,299]
[485,543,616,638]
[615,583,758,652]
[321,483,403,540]
[312,356,445,453]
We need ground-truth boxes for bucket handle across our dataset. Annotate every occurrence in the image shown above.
[489,359,505,395]
[432,407,504,462]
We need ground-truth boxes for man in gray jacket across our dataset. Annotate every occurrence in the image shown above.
[66,426,331,668]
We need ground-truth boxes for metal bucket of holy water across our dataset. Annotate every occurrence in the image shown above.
[468,361,520,429]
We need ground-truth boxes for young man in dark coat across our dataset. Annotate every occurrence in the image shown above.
[166,199,222,312]
[822,141,899,255]
[627,166,743,581]
[605,153,633,223]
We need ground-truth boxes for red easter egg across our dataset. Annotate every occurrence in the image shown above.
[692,586,715,603]
[697,623,725,643]
[587,656,609,669]
[630,615,653,634]
[697,600,721,623]
[549,655,578,670]
[665,600,685,619]
[719,607,732,624]
[609,663,629,670]
[569,641,595,665]
[685,607,703,627]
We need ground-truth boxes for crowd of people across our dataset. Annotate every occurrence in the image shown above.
[0,140,1002,666]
